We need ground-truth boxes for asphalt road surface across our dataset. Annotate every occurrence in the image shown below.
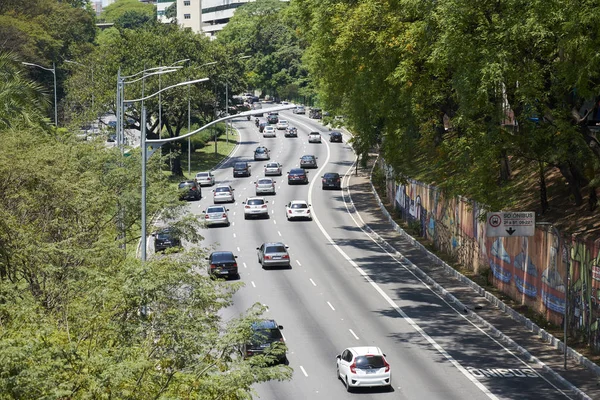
[179,111,580,400]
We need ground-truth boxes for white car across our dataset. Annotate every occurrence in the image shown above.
[254,177,276,195]
[263,126,276,137]
[276,120,289,130]
[285,200,312,221]
[212,184,235,203]
[243,197,269,219]
[336,346,391,392]
[195,171,215,186]
[264,162,283,176]
[308,132,322,143]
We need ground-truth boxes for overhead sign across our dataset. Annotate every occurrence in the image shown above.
[486,212,535,237]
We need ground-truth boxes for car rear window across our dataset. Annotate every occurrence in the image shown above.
[255,148,265,153]
[178,182,193,188]
[355,355,385,369]
[234,163,247,169]
[197,173,209,177]
[291,203,307,209]
[248,199,265,205]
[258,179,272,185]
[156,231,172,240]
[290,169,304,175]
[215,187,231,193]
[266,163,278,168]
[211,252,235,262]
[324,173,339,178]
[265,245,286,253]
[302,156,314,161]
[207,206,224,213]
[251,328,283,344]
[279,120,288,124]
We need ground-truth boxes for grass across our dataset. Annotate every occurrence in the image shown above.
[182,135,238,179]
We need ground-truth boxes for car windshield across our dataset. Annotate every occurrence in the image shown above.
[215,187,231,193]
[291,203,307,209]
[211,252,235,262]
[355,355,385,369]
[258,179,272,185]
[265,245,287,253]
[248,199,265,205]
[207,206,224,213]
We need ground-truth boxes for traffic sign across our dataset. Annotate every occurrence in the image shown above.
[486,212,535,237]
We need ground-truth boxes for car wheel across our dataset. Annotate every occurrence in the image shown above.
[345,378,352,393]
[244,215,248,220]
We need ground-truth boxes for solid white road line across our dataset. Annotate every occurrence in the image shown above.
[327,301,336,311]
[349,329,360,340]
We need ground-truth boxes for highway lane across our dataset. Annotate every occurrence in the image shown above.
[186,113,579,399]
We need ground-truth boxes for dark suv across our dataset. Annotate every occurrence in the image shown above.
[153,228,182,253]
[267,113,279,124]
[207,251,239,279]
[243,319,287,364]
[329,131,343,142]
[233,162,252,177]
[178,180,202,201]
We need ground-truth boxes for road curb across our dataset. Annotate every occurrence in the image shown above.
[344,155,595,400]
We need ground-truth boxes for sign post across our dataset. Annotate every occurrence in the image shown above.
[486,212,535,237]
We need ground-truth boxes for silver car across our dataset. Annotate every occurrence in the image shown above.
[195,171,215,186]
[257,242,291,269]
[255,177,276,195]
[308,132,322,143]
[264,162,283,176]
[213,184,235,203]
[203,205,230,227]
[254,146,270,161]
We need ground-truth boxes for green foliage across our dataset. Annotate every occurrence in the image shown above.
[114,9,156,30]
[100,0,156,23]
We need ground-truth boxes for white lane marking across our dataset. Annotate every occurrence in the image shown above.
[296,260,302,266]
[339,168,576,398]
[299,365,308,377]
[232,222,235,226]
[233,212,236,216]
[272,200,275,205]
[273,220,277,225]
[310,278,316,286]
[271,210,274,214]
[278,231,282,237]
[327,301,335,311]
[281,331,286,341]
[243,262,248,269]
[237,247,240,252]
[251,281,256,288]
[349,329,359,340]
[233,233,236,238]
[304,138,499,400]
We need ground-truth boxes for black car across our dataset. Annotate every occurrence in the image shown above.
[259,122,267,132]
[207,251,239,279]
[284,127,298,138]
[243,319,287,364]
[178,180,202,201]
[287,168,309,185]
[233,162,252,177]
[329,131,343,142]
[309,108,322,119]
[299,155,318,169]
[267,114,279,124]
[153,228,182,253]
[322,172,341,189]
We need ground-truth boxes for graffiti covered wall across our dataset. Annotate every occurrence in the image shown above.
[382,159,600,349]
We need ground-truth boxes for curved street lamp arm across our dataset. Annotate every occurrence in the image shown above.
[22,62,55,72]
[123,68,182,85]
[125,77,209,103]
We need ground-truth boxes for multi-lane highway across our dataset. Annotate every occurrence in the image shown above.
[183,110,580,399]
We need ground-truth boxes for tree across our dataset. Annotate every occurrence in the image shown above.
[114,9,156,30]
[99,0,156,23]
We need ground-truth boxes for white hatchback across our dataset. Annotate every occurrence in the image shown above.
[336,346,391,392]
[276,120,289,130]
[263,126,276,137]
[285,200,311,221]
[243,197,269,219]
[308,132,322,143]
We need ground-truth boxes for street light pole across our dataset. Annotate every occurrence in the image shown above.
[22,61,58,127]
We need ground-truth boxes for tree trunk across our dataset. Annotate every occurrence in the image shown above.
[539,161,549,215]
[499,149,511,182]
[589,186,598,212]
[557,162,584,206]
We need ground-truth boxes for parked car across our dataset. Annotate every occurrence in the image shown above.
[153,227,182,253]
[213,184,235,203]
[284,127,298,138]
[336,346,391,392]
[329,131,343,143]
[254,146,270,161]
[242,319,287,364]
[285,200,312,221]
[264,162,283,176]
[309,108,322,119]
[276,120,289,130]
[233,162,251,177]
[293,106,306,114]
[243,197,269,219]
[255,177,276,195]
[202,205,230,227]
[287,168,309,185]
[308,132,322,143]
[178,180,202,201]
[299,155,318,169]
[207,251,239,279]
[195,171,216,186]
[263,126,276,138]
[257,242,290,269]
[322,172,341,189]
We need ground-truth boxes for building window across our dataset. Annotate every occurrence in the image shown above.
[184,0,190,5]
[184,14,191,19]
